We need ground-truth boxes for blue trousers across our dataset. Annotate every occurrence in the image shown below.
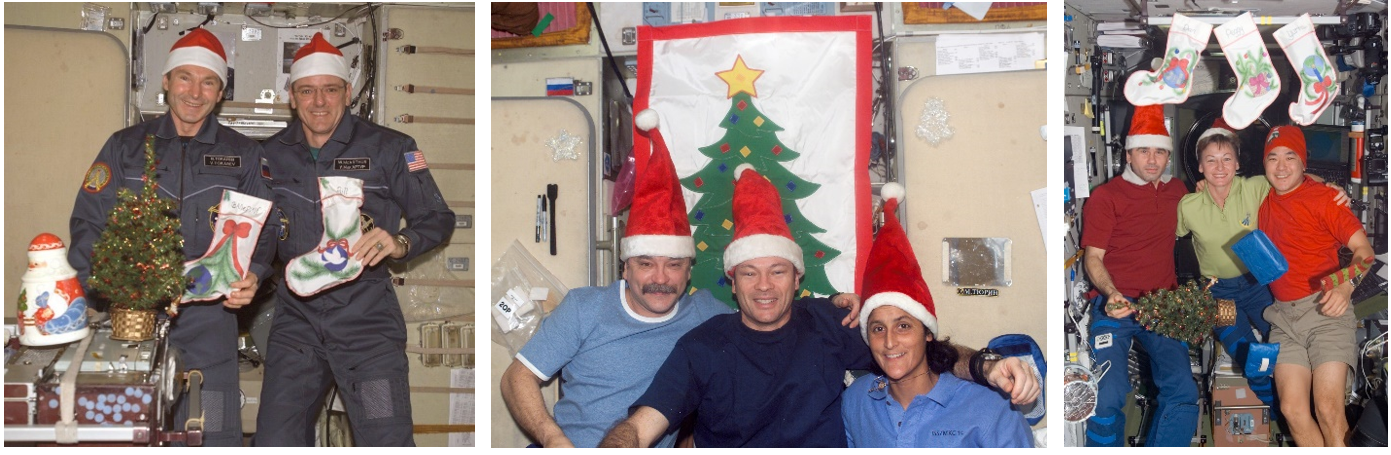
[1087,295,1199,447]
[1209,275,1276,406]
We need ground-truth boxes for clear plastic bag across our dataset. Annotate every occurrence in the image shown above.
[491,241,570,357]
[397,247,473,323]
[941,237,1013,287]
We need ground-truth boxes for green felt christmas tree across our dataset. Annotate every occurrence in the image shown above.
[1110,280,1234,344]
[87,134,188,312]
[681,56,841,308]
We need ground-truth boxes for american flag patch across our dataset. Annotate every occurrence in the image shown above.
[405,150,429,172]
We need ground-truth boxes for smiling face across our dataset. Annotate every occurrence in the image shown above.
[866,305,931,382]
[1127,146,1172,183]
[289,74,351,148]
[1198,141,1239,189]
[162,65,224,136]
[730,256,802,332]
[621,256,692,318]
[1265,146,1306,194]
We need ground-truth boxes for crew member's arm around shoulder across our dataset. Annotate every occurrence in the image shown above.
[500,358,574,448]
[948,345,1040,406]
[1084,246,1134,318]
[598,406,670,448]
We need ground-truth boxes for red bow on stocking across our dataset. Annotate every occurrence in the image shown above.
[217,219,253,276]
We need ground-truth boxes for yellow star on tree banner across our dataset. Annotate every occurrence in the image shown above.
[716,55,764,98]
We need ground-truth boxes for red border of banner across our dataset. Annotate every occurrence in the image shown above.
[635,15,872,295]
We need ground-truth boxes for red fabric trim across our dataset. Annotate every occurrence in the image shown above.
[853,17,870,295]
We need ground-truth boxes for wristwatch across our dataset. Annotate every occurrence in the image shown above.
[970,348,1004,388]
[394,233,411,257]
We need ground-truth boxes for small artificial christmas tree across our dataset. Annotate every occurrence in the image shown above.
[88,134,188,314]
[1109,280,1235,344]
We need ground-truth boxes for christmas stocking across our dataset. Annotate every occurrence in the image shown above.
[1215,13,1281,129]
[286,176,365,296]
[1275,14,1339,125]
[1124,13,1213,106]
[181,190,273,303]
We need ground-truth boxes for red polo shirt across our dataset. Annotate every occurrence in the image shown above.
[1081,175,1187,299]
[1258,178,1364,301]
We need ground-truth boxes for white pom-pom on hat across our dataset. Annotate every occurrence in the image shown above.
[733,163,755,181]
[636,109,660,132]
[880,182,905,203]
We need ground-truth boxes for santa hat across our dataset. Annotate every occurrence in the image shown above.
[289,32,350,86]
[858,183,937,341]
[1196,117,1239,159]
[162,28,227,84]
[1264,125,1307,165]
[1126,104,1172,151]
[25,233,78,279]
[1197,117,1238,143]
[621,109,694,260]
[723,164,803,274]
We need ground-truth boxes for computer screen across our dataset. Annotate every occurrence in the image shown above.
[1302,125,1348,168]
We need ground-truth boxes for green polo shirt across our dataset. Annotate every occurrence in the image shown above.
[1176,176,1271,278]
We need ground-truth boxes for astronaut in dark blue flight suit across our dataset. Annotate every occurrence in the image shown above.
[252,33,455,447]
[68,28,274,447]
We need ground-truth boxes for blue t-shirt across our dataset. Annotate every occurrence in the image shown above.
[633,298,871,447]
[842,372,1033,448]
[516,280,732,448]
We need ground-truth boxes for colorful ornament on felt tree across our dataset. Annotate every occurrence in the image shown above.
[18,233,92,346]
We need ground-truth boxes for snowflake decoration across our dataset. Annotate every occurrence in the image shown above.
[916,97,954,146]
[545,130,582,161]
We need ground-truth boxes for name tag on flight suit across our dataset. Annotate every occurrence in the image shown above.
[204,155,242,168]
[333,158,371,171]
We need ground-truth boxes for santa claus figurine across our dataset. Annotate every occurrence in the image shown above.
[18,233,91,346]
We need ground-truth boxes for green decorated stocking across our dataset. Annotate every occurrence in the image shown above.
[1215,13,1280,129]
[1123,13,1212,106]
[181,190,273,302]
[1274,14,1339,125]
[286,177,364,296]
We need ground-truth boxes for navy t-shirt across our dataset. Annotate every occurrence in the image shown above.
[633,298,871,447]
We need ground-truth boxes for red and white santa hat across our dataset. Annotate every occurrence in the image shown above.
[858,183,937,341]
[289,32,350,85]
[162,28,227,84]
[1126,104,1172,151]
[1197,117,1238,142]
[621,109,694,260]
[723,164,803,275]
[1196,117,1239,159]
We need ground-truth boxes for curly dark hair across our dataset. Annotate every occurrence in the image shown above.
[925,337,959,375]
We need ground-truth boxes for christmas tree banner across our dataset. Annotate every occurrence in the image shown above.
[636,16,871,307]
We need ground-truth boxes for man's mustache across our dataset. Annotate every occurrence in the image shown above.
[642,283,678,294]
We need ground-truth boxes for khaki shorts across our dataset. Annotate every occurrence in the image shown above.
[1263,292,1357,369]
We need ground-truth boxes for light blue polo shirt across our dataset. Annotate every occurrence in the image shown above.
[517,280,732,447]
[842,371,1033,448]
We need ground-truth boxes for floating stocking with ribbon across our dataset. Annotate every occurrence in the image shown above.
[181,190,273,303]
[1274,14,1339,125]
[286,176,365,296]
